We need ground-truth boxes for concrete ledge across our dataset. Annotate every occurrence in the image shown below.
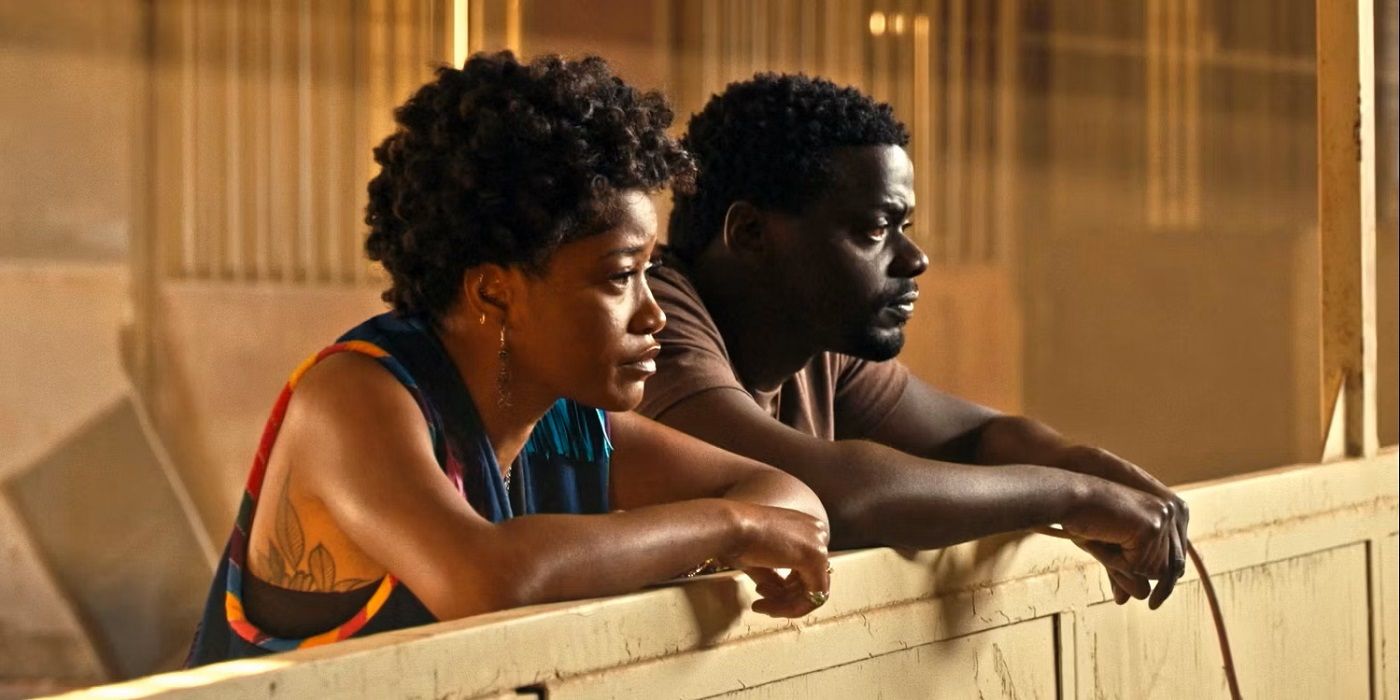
[51,450,1399,699]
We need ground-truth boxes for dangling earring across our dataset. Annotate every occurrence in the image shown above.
[496,325,512,409]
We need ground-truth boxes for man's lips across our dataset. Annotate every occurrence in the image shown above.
[886,289,920,317]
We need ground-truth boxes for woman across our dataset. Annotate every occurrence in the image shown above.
[186,52,830,665]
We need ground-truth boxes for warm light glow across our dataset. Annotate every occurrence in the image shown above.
[507,0,522,53]
[868,11,886,36]
[452,0,469,66]
[892,13,907,35]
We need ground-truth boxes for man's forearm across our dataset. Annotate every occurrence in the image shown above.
[824,439,1098,550]
[970,414,1077,467]
[969,414,1181,508]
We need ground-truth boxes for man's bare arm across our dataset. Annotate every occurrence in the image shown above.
[866,376,1192,602]
[654,386,1186,607]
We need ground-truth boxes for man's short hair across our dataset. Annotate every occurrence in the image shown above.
[668,73,909,262]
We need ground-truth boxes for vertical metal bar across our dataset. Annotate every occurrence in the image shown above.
[1164,0,1178,227]
[298,0,315,282]
[945,0,965,264]
[913,12,932,261]
[1317,0,1380,458]
[321,0,343,283]
[270,0,295,282]
[255,0,273,281]
[968,0,991,263]
[1183,0,1200,226]
[453,0,470,65]
[993,0,1018,266]
[506,0,521,55]
[823,0,841,83]
[928,0,943,265]
[131,0,159,394]
[1145,0,1163,228]
[179,0,197,277]
[225,0,243,279]
[800,0,817,71]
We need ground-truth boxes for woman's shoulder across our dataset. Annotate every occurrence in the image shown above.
[288,350,424,431]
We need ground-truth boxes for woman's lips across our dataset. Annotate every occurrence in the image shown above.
[620,345,661,374]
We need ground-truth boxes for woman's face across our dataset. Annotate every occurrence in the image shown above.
[507,190,666,412]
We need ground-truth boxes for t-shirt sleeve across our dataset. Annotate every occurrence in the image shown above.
[635,264,749,419]
[831,354,911,439]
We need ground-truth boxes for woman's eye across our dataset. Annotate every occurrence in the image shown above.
[609,268,640,284]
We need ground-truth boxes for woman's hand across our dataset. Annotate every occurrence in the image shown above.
[722,502,831,618]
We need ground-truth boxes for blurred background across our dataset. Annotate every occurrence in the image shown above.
[1,0,1395,691]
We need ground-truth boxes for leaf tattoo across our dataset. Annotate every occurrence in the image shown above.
[333,578,375,592]
[308,544,335,590]
[275,494,305,567]
[263,546,288,587]
[261,472,373,593]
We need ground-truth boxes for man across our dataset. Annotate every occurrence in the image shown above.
[640,73,1189,607]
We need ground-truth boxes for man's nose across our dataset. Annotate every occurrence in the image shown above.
[891,233,929,278]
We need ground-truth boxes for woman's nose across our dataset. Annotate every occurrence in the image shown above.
[631,283,667,335]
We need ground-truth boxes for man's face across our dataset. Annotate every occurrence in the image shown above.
[763,144,928,361]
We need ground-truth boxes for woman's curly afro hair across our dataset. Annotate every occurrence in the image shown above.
[668,73,908,263]
[365,51,694,321]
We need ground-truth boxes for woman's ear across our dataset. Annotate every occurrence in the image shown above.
[462,264,514,324]
[719,201,769,261]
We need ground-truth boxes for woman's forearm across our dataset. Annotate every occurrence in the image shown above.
[425,498,750,619]
[719,468,829,523]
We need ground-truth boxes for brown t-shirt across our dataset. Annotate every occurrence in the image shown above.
[638,261,910,440]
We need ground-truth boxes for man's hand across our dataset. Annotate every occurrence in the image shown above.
[1058,475,1189,609]
[1051,445,1192,603]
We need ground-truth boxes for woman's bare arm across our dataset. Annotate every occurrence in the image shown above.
[281,353,827,622]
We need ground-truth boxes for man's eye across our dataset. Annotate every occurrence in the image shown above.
[867,223,891,240]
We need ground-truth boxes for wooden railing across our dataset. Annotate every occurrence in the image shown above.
[48,450,1398,699]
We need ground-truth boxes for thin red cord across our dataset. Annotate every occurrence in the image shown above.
[1188,542,1243,700]
[1035,527,1242,699]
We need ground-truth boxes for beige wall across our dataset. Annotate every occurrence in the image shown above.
[0,268,119,685]
[148,283,387,539]
[0,1,140,260]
